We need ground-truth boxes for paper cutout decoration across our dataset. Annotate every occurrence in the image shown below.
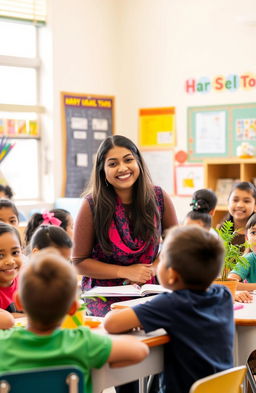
[175,150,187,164]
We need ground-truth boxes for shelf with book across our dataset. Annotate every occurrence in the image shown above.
[204,157,256,227]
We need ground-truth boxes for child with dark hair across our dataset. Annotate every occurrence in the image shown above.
[0,250,149,393]
[0,185,13,199]
[0,185,26,222]
[188,188,217,235]
[0,222,24,314]
[229,213,256,296]
[104,226,234,393]
[183,210,212,230]
[0,199,19,229]
[29,225,72,261]
[25,209,73,245]
[218,181,256,247]
[190,188,217,215]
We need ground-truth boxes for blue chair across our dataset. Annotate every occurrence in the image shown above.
[0,365,84,393]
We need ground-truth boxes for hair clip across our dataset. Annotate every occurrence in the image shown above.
[190,200,199,211]
[41,211,61,227]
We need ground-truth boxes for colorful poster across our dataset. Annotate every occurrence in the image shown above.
[236,118,256,140]
[174,165,204,196]
[139,107,176,148]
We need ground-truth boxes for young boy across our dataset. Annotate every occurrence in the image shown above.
[104,226,234,393]
[0,249,149,393]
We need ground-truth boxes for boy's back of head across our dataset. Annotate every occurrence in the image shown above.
[162,225,224,289]
[19,248,77,326]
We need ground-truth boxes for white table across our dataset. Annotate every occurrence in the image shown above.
[234,302,256,366]
[92,324,170,393]
[112,296,256,369]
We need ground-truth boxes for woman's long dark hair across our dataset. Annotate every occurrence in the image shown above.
[84,135,160,254]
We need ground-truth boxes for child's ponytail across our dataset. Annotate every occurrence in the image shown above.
[24,213,44,245]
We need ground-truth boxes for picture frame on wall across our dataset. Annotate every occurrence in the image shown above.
[174,164,204,196]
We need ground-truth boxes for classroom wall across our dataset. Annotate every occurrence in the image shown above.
[46,0,256,222]
[46,0,118,198]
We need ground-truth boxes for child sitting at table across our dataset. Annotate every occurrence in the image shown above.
[0,249,149,393]
[0,199,19,229]
[27,225,72,260]
[24,209,73,245]
[229,213,256,303]
[0,222,24,314]
[183,210,212,231]
[104,226,234,393]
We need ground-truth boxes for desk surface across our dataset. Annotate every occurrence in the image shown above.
[14,316,170,347]
[234,302,256,326]
[112,294,256,326]
[111,296,156,310]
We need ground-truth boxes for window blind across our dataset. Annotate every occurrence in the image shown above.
[0,0,46,25]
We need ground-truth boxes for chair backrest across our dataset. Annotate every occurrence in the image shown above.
[0,366,84,393]
[189,366,246,393]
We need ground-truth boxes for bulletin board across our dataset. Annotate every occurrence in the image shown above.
[139,107,176,149]
[187,103,256,162]
[61,92,114,197]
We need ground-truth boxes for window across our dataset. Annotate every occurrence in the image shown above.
[0,19,44,200]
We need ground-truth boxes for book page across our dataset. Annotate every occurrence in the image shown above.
[82,284,171,297]
[82,285,141,297]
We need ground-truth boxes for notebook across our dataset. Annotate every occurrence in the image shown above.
[81,283,170,298]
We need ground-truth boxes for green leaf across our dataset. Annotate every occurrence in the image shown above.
[217,221,249,280]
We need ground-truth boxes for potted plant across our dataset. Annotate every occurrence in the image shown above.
[215,220,249,299]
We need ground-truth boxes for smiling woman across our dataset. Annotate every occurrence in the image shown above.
[72,135,178,317]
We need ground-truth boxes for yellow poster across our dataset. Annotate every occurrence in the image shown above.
[139,107,175,148]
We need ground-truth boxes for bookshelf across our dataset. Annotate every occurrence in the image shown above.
[204,157,256,227]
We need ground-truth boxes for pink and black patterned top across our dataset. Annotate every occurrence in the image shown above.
[81,186,165,316]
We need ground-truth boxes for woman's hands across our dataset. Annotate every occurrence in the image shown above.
[120,264,154,284]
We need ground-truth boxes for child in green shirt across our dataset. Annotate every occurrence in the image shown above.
[0,248,149,393]
[229,213,256,302]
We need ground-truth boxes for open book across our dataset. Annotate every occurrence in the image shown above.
[82,284,170,298]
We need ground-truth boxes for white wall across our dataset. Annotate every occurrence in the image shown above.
[46,0,256,221]
[46,0,118,198]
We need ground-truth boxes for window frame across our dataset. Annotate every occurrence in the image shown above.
[0,22,45,201]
